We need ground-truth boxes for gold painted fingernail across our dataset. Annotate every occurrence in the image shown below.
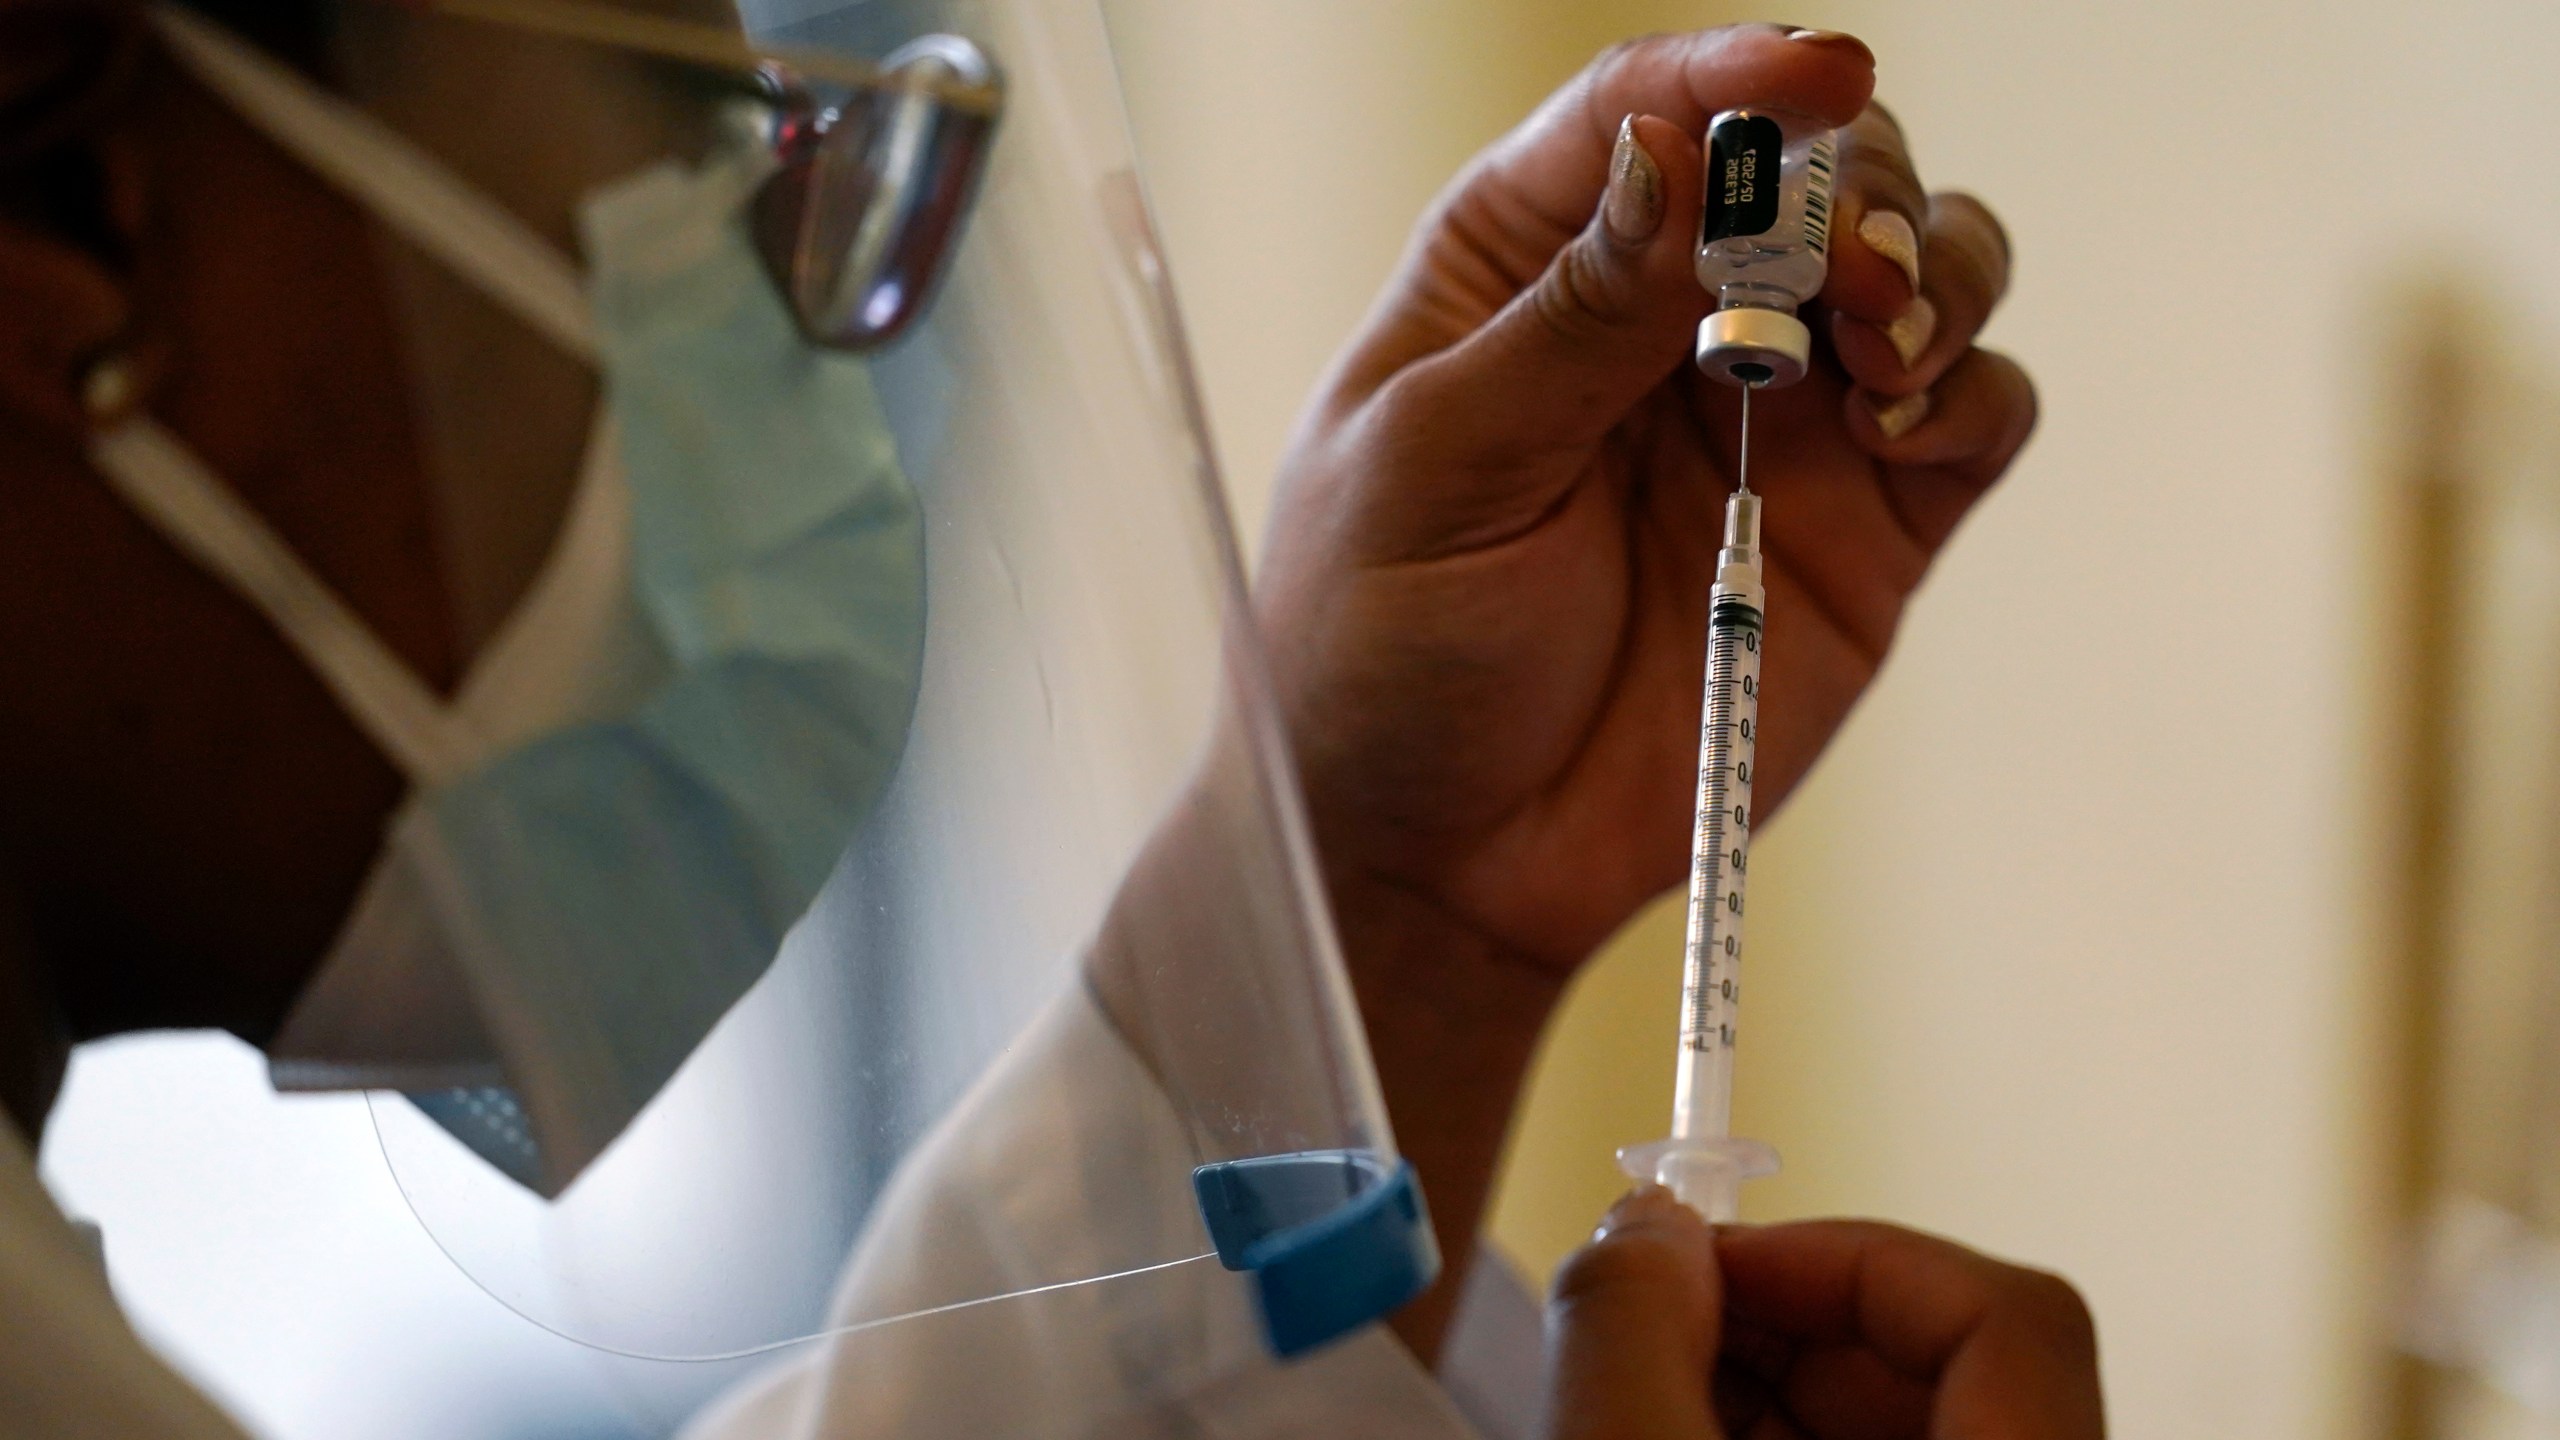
[1883,295,1936,369]
[1859,210,1923,294]
[1604,115,1664,244]
[1868,388,1932,440]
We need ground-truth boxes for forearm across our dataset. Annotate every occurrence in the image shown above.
[1324,862,1565,1364]
[1084,733,1568,1366]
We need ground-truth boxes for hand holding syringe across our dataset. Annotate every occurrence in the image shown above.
[1620,106,1838,1220]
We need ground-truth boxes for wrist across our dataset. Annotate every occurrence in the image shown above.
[1323,861,1568,1362]
[1323,861,1565,1059]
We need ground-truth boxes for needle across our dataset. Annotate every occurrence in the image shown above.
[1738,378,1759,496]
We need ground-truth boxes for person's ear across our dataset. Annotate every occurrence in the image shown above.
[0,0,158,436]
[0,210,140,432]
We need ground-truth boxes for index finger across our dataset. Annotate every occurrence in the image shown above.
[1476,26,1878,249]
[1715,1220,2105,1436]
[1544,1188,1726,1440]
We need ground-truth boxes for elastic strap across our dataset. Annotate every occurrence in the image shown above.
[90,419,477,783]
[149,4,595,362]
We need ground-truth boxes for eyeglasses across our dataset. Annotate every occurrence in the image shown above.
[750,36,1000,352]
[427,0,1003,353]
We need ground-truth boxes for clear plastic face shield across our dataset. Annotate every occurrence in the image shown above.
[94,0,1430,1405]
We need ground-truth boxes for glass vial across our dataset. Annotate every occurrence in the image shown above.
[1694,108,1836,388]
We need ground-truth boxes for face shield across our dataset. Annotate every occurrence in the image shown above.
[92,0,1432,1398]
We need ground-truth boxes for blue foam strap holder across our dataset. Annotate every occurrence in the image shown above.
[1191,1149,1439,1358]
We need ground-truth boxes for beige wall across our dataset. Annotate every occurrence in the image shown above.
[1113,4,2560,1439]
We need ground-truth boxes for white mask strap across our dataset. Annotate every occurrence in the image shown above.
[90,419,479,784]
[149,4,596,364]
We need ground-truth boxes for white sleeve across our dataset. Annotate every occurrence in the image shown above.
[1435,1245,1548,1440]
[679,981,1487,1440]
[0,1127,259,1440]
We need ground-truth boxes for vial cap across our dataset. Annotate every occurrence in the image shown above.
[1696,308,1812,388]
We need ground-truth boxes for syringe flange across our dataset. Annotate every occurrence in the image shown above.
[1616,1135,1780,1224]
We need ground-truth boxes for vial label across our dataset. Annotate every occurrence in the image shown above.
[1704,113,1783,241]
[1803,137,1836,255]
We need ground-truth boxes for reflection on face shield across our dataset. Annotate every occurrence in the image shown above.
[753,35,999,350]
[77,0,1434,1402]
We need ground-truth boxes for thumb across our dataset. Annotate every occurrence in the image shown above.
[1543,1187,1726,1440]
[1406,113,1710,472]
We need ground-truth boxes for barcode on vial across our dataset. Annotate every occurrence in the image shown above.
[1803,139,1836,255]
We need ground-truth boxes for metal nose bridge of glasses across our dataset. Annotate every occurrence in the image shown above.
[419,0,1002,351]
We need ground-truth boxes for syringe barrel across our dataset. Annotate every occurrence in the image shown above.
[1717,491,1764,598]
[1723,489,1762,553]
[1672,534,1762,1142]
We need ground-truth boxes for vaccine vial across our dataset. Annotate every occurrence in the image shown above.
[1694,108,1837,388]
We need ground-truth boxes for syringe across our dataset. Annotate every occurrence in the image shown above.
[1617,105,1839,1219]
[1616,383,1780,1221]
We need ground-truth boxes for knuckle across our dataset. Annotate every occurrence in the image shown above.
[1575,33,1668,111]
[1855,165,1926,213]
[1845,106,1913,171]
[1920,213,2009,314]
[1360,361,1455,465]
[1975,349,2039,430]
[1365,361,1432,427]
[1529,235,1628,346]
[1931,190,2014,273]
[1584,26,1766,97]
[1933,350,2037,482]
[1841,146,1924,213]
[1588,34,1660,78]
[1996,353,2041,428]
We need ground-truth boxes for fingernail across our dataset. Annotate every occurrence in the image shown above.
[1603,115,1664,245]
[1595,1183,1682,1240]
[1882,295,1936,369]
[1868,388,1932,440]
[1858,210,1923,294]
[1785,28,1875,63]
